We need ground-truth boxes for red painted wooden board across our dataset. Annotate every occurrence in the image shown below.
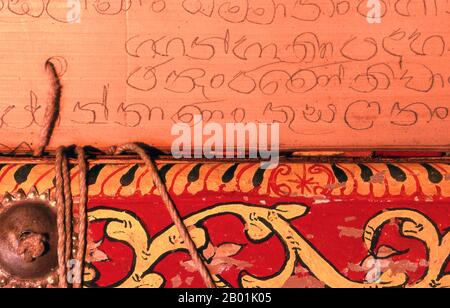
[0,160,448,288]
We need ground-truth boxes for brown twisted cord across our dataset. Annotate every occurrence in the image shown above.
[74,146,88,289]
[35,58,200,288]
[61,154,73,266]
[55,147,68,288]
[36,60,89,288]
[34,59,61,157]
[114,143,216,288]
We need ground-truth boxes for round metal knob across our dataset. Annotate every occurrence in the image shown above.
[0,191,58,281]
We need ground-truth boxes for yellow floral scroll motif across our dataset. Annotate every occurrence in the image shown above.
[87,208,208,288]
[87,204,449,288]
[364,209,450,288]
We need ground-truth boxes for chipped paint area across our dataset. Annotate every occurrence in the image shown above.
[337,226,363,239]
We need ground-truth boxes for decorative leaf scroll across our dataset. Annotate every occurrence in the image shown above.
[364,209,450,288]
[87,204,449,288]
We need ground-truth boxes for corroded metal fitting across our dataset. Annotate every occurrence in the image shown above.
[0,187,58,288]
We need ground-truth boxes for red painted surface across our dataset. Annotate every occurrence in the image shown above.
[88,193,450,288]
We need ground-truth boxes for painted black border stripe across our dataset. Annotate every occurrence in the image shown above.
[252,168,265,188]
[120,164,140,187]
[158,164,175,184]
[421,163,443,184]
[188,164,203,183]
[222,163,239,183]
[14,164,37,184]
[358,164,373,182]
[386,164,407,182]
[87,164,106,186]
[332,164,348,183]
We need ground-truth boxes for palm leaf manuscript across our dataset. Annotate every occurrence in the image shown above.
[0,0,448,152]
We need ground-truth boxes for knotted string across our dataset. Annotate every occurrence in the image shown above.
[35,59,214,288]
[36,59,88,288]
